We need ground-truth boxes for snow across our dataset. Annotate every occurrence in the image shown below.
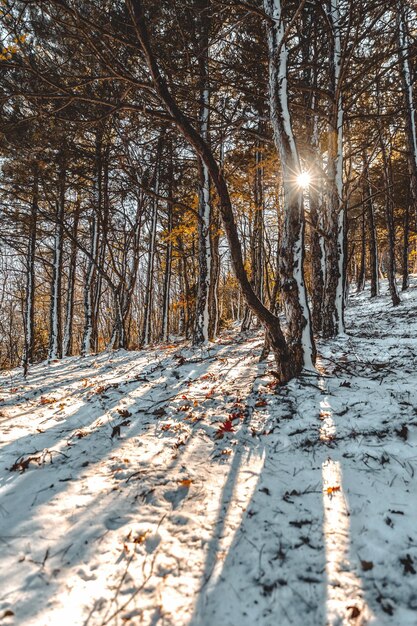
[2,280,417,625]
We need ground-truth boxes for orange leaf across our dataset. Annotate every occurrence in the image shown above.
[326,486,341,495]
[40,396,56,405]
[178,478,193,487]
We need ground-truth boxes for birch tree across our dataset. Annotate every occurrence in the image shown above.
[264,0,315,370]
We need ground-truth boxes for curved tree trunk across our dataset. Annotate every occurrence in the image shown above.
[128,0,306,382]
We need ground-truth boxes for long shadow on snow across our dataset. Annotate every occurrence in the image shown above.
[189,376,328,626]
[0,341,251,624]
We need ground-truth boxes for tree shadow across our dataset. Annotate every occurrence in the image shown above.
[189,376,329,626]
[0,339,265,624]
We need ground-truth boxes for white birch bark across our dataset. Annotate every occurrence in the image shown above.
[333,0,345,334]
[264,0,315,370]
[398,1,417,218]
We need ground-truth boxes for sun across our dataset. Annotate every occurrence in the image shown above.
[297,171,311,189]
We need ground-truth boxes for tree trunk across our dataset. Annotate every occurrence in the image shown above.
[357,206,366,292]
[63,199,80,357]
[402,200,410,291]
[362,150,380,298]
[264,0,316,371]
[194,0,212,345]
[380,132,401,306]
[161,146,173,342]
[322,0,345,338]
[82,129,103,356]
[22,166,38,376]
[142,133,163,346]
[129,0,299,382]
[398,0,417,224]
[49,157,66,360]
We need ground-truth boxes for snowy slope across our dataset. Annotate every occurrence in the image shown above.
[1,280,417,626]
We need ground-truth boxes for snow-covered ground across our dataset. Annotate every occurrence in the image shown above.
[1,280,417,626]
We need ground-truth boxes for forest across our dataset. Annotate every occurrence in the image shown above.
[0,1,417,625]
[0,0,414,376]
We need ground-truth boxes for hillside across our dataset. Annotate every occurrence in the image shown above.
[1,281,417,626]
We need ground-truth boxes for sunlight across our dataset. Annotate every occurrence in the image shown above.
[297,171,311,189]
[320,395,374,625]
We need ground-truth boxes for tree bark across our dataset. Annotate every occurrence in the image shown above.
[48,155,66,360]
[62,198,80,357]
[128,0,300,382]
[322,0,345,338]
[22,166,38,376]
[264,0,316,371]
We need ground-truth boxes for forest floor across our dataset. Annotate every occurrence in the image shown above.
[1,281,417,626]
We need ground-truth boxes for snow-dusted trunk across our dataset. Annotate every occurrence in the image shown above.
[82,131,102,356]
[376,77,400,306]
[309,100,325,333]
[398,1,417,222]
[48,159,66,360]
[93,145,110,352]
[130,0,293,381]
[402,200,410,291]
[208,205,220,339]
[362,150,379,297]
[301,1,324,334]
[161,223,172,342]
[194,0,212,345]
[161,152,173,342]
[322,0,345,338]
[379,132,401,306]
[62,201,80,357]
[142,198,158,346]
[142,136,163,346]
[264,0,315,371]
[22,167,38,376]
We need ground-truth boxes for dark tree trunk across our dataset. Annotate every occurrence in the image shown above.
[63,200,80,357]
[82,128,103,356]
[362,150,380,298]
[380,133,401,306]
[142,133,163,346]
[402,200,410,291]
[161,144,174,342]
[23,166,38,376]
[193,0,212,345]
[129,0,301,382]
[357,206,366,293]
[49,156,66,360]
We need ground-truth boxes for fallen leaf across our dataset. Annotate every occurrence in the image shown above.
[216,419,235,437]
[347,606,361,619]
[177,478,193,487]
[326,486,341,495]
[133,531,149,544]
[255,399,267,408]
[40,396,56,405]
[111,425,121,438]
